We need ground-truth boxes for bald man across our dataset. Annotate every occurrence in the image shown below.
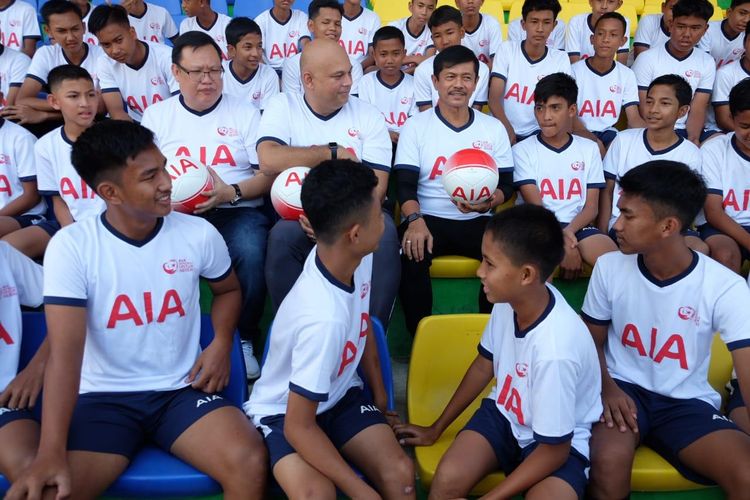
[257,39,399,329]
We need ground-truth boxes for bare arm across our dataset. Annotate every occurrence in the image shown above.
[616,52,629,65]
[17,78,54,111]
[5,86,20,106]
[358,318,388,413]
[569,54,581,64]
[704,194,750,252]
[624,104,646,128]
[488,77,515,144]
[21,38,37,59]
[731,347,750,425]
[686,92,711,145]
[633,44,649,57]
[0,180,40,216]
[715,104,733,132]
[597,179,615,233]
[52,196,75,227]
[101,91,133,122]
[257,141,334,175]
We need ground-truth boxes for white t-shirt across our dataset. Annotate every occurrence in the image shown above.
[141,94,262,208]
[281,50,364,96]
[462,14,503,66]
[631,42,716,130]
[179,13,232,60]
[254,8,310,71]
[633,14,670,51]
[129,2,178,44]
[507,18,566,51]
[0,0,41,52]
[572,59,639,132]
[712,57,750,107]
[388,17,433,56]
[565,13,630,59]
[603,128,701,229]
[245,250,372,421]
[701,133,750,226]
[26,43,102,88]
[98,41,178,122]
[357,70,416,133]
[340,7,381,64]
[0,45,29,108]
[581,250,750,408]
[480,284,601,458]
[394,106,513,220]
[35,127,105,222]
[221,60,279,112]
[513,134,604,223]
[699,20,745,69]
[0,118,43,216]
[82,6,98,46]
[413,53,490,108]
[491,41,572,136]
[0,241,43,392]
[258,92,392,172]
[43,212,232,394]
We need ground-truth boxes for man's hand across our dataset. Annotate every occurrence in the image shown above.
[402,218,433,262]
[392,422,440,447]
[5,453,71,500]
[0,360,44,410]
[193,168,231,214]
[601,379,639,433]
[298,214,316,242]
[455,194,494,215]
[1,104,48,125]
[185,337,232,394]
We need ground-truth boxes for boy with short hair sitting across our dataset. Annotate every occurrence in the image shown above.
[387,0,438,73]
[455,0,503,68]
[253,0,311,74]
[565,0,630,64]
[698,0,750,68]
[121,0,178,45]
[633,0,678,57]
[179,0,232,59]
[711,24,750,131]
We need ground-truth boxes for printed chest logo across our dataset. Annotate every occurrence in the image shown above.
[515,363,528,377]
[162,259,194,274]
[0,154,12,165]
[609,84,622,94]
[151,76,166,86]
[348,128,360,138]
[684,69,702,79]
[289,30,299,38]
[252,91,262,100]
[217,126,239,137]
[478,39,489,47]
[472,140,493,150]
[360,281,370,299]
[149,22,161,30]
[571,161,585,171]
[677,306,700,325]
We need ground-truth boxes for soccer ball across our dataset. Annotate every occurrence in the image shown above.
[271,166,310,220]
[442,148,498,205]
[167,156,214,214]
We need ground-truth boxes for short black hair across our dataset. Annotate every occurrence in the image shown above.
[428,5,462,30]
[522,0,562,20]
[172,31,223,65]
[301,160,379,245]
[671,0,714,22]
[308,0,344,19]
[372,25,405,48]
[87,4,130,36]
[647,74,693,107]
[434,44,479,78]
[731,0,750,9]
[534,72,577,106]
[225,16,262,46]
[618,160,707,232]
[594,11,627,34]
[71,120,156,193]
[485,205,564,282]
[41,0,83,25]
[48,64,93,93]
[729,78,750,116]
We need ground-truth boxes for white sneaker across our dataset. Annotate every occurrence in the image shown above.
[241,340,261,380]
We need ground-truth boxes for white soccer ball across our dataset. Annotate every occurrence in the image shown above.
[442,148,499,205]
[167,156,214,214]
[271,166,310,220]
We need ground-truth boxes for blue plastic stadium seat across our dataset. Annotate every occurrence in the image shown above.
[232,0,272,19]
[210,0,227,15]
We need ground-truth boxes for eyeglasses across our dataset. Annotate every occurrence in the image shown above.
[176,64,224,82]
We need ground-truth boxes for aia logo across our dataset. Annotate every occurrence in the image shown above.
[571,161,585,171]
[472,140,493,150]
[150,76,166,86]
[684,69,702,78]
[163,260,178,274]
[609,84,622,94]
[478,39,489,47]
[515,363,528,377]
[536,73,547,81]
[400,96,413,105]
[347,128,359,138]
[289,30,299,38]
[149,22,161,30]
[252,91,262,100]
[358,27,366,34]
[217,126,238,137]
[677,306,699,324]
[733,47,743,56]
[8,19,18,27]
[360,281,370,299]
[163,259,195,274]
[0,154,11,165]
[216,35,225,43]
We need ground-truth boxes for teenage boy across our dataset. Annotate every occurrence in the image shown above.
[700,79,750,274]
[565,0,629,64]
[3,0,103,126]
[70,0,98,46]
[358,26,416,145]
[395,205,602,500]
[513,73,617,280]
[413,6,489,111]
[489,0,571,144]
[388,0,438,72]
[633,0,678,57]
[0,242,44,484]
[631,0,716,145]
[253,0,311,73]
[394,45,513,335]
[456,0,503,67]
[0,0,41,57]
[222,17,280,112]
[0,42,31,109]
[507,14,565,50]
[698,0,750,68]
[179,0,232,59]
[281,0,363,96]
[246,159,415,500]
[340,0,380,70]
[712,24,750,131]
[571,12,644,147]
[5,119,268,500]
[122,0,178,45]
[581,160,750,499]
[90,4,177,122]
[598,75,705,256]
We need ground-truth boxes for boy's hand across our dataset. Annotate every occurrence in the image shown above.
[392,422,440,447]
[601,380,639,434]
[5,453,71,500]
[384,410,402,429]
[0,359,44,410]
[1,104,47,125]
[186,337,232,394]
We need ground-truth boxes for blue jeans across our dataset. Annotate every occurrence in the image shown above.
[203,206,270,340]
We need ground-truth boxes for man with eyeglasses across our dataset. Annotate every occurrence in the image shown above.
[142,31,273,380]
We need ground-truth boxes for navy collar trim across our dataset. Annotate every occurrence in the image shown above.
[315,253,354,293]
[270,7,292,25]
[514,287,555,338]
[344,6,364,21]
[303,95,342,121]
[659,16,670,36]
[585,57,616,76]
[521,41,548,64]
[721,19,741,41]
[642,129,683,155]
[376,70,405,89]
[179,94,222,116]
[664,41,693,62]
[60,127,74,146]
[63,43,89,66]
[538,133,573,153]
[229,60,258,84]
[129,3,148,19]
[197,12,219,31]
[435,105,474,132]
[731,134,750,162]
[741,57,750,75]
[637,250,698,287]
[464,14,483,35]
[100,212,164,248]
[586,13,595,33]
[126,41,150,71]
[405,17,426,39]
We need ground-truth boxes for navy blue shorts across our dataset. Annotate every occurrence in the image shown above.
[675,128,722,143]
[615,379,741,484]
[592,129,618,148]
[727,379,744,415]
[461,398,589,498]
[67,386,233,459]
[10,214,46,229]
[0,407,37,429]
[34,220,59,237]
[258,387,387,468]
[560,223,602,242]
[699,223,750,260]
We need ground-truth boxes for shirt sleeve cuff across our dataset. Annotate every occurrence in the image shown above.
[44,296,87,307]
[580,311,610,325]
[533,431,573,444]
[289,382,328,402]
[477,343,493,361]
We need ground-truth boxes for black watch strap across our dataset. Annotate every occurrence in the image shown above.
[405,212,423,225]
[328,142,338,160]
[229,183,242,205]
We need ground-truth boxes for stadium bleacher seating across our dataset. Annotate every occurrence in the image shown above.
[232,0,273,20]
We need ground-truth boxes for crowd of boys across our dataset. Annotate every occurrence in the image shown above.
[1,0,750,497]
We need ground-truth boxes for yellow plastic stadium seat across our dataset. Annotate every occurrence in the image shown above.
[710,8,725,20]
[641,3,662,15]
[501,0,517,12]
[508,0,523,22]
[480,0,506,25]
[430,256,481,278]
[374,1,410,25]
[559,3,591,23]
[617,4,638,35]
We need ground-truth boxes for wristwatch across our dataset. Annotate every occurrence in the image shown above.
[405,212,423,225]
[328,142,338,160]
[229,183,242,206]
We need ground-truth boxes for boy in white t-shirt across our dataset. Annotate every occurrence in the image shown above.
[90,4,177,122]
[340,0,380,70]
[633,0,677,57]
[712,24,750,131]
[396,205,602,499]
[456,0,503,68]
[222,17,279,112]
[0,44,30,109]
[507,15,565,50]
[253,0,311,73]
[388,0,438,73]
[565,0,629,64]
[5,120,268,500]
[0,242,43,484]
[582,160,750,498]
[698,0,750,68]
[0,0,41,57]
[513,73,617,279]
[122,0,178,44]
[179,0,231,59]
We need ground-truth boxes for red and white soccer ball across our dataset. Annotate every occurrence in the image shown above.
[271,166,310,220]
[167,156,214,214]
[442,148,499,205]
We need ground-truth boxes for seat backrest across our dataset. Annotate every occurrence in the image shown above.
[149,0,183,17]
[210,0,227,15]
[708,333,733,396]
[232,0,273,19]
[374,1,410,25]
[480,0,505,24]
[508,0,523,22]
[408,315,493,433]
